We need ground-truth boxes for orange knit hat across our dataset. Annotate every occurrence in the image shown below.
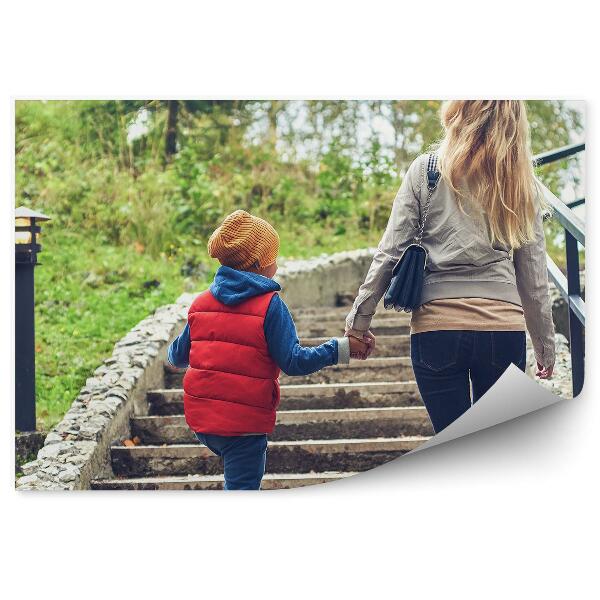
[207,210,280,270]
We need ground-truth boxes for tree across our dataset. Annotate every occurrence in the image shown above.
[165,100,179,158]
[266,100,286,147]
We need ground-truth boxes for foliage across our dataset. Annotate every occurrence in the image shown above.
[32,229,200,430]
[15,99,583,429]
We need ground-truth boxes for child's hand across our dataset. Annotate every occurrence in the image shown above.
[349,335,369,360]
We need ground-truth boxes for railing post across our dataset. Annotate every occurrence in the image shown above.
[533,145,585,398]
[565,231,584,396]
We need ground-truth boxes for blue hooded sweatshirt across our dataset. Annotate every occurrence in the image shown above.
[168,266,350,375]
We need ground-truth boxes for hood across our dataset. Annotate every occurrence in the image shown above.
[210,265,281,306]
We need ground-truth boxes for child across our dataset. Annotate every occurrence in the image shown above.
[168,210,368,490]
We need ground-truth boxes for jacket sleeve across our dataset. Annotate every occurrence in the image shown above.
[264,294,350,376]
[167,323,191,368]
[513,202,556,368]
[346,156,423,332]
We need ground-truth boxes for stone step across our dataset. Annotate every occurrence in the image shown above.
[91,471,355,490]
[131,407,432,444]
[292,306,407,323]
[166,359,413,389]
[303,334,410,358]
[295,318,409,338]
[279,357,413,385]
[165,334,412,388]
[147,381,421,415]
[110,437,427,477]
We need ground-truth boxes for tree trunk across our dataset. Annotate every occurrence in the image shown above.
[267,100,283,147]
[165,100,179,158]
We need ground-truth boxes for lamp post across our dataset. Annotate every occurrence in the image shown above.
[15,206,50,432]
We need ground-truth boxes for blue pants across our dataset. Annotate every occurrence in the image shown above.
[411,330,527,433]
[195,432,268,490]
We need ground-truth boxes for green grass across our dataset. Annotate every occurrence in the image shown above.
[34,229,206,431]
[33,225,377,432]
[277,222,380,258]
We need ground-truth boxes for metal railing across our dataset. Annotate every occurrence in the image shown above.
[533,142,585,396]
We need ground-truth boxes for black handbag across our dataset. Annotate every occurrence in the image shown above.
[383,154,440,312]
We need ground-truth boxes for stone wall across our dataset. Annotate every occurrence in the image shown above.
[275,249,376,308]
[15,431,45,473]
[16,302,188,490]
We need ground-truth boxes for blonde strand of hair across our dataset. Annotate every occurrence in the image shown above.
[436,100,542,249]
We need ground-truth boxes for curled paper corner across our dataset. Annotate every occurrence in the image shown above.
[410,364,566,454]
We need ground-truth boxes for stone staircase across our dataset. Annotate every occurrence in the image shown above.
[91,305,432,490]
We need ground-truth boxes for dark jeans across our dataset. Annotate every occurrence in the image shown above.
[411,330,526,433]
[195,432,268,490]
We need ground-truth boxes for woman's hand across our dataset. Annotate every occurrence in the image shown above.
[361,330,376,357]
[536,362,554,379]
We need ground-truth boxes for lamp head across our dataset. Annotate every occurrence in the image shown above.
[15,206,51,265]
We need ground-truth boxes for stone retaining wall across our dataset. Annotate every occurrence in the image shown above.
[16,248,575,489]
[275,249,376,308]
[15,431,45,473]
[16,302,188,490]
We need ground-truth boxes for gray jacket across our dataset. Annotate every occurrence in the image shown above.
[346,153,556,367]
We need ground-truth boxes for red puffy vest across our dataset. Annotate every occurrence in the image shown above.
[183,289,281,435]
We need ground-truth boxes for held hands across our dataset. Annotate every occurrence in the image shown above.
[345,328,376,360]
[348,336,369,359]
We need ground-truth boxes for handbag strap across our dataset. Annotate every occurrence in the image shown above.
[415,153,440,244]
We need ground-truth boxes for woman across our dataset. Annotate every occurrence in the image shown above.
[345,100,555,433]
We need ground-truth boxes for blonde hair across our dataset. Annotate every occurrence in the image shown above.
[437,100,540,249]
